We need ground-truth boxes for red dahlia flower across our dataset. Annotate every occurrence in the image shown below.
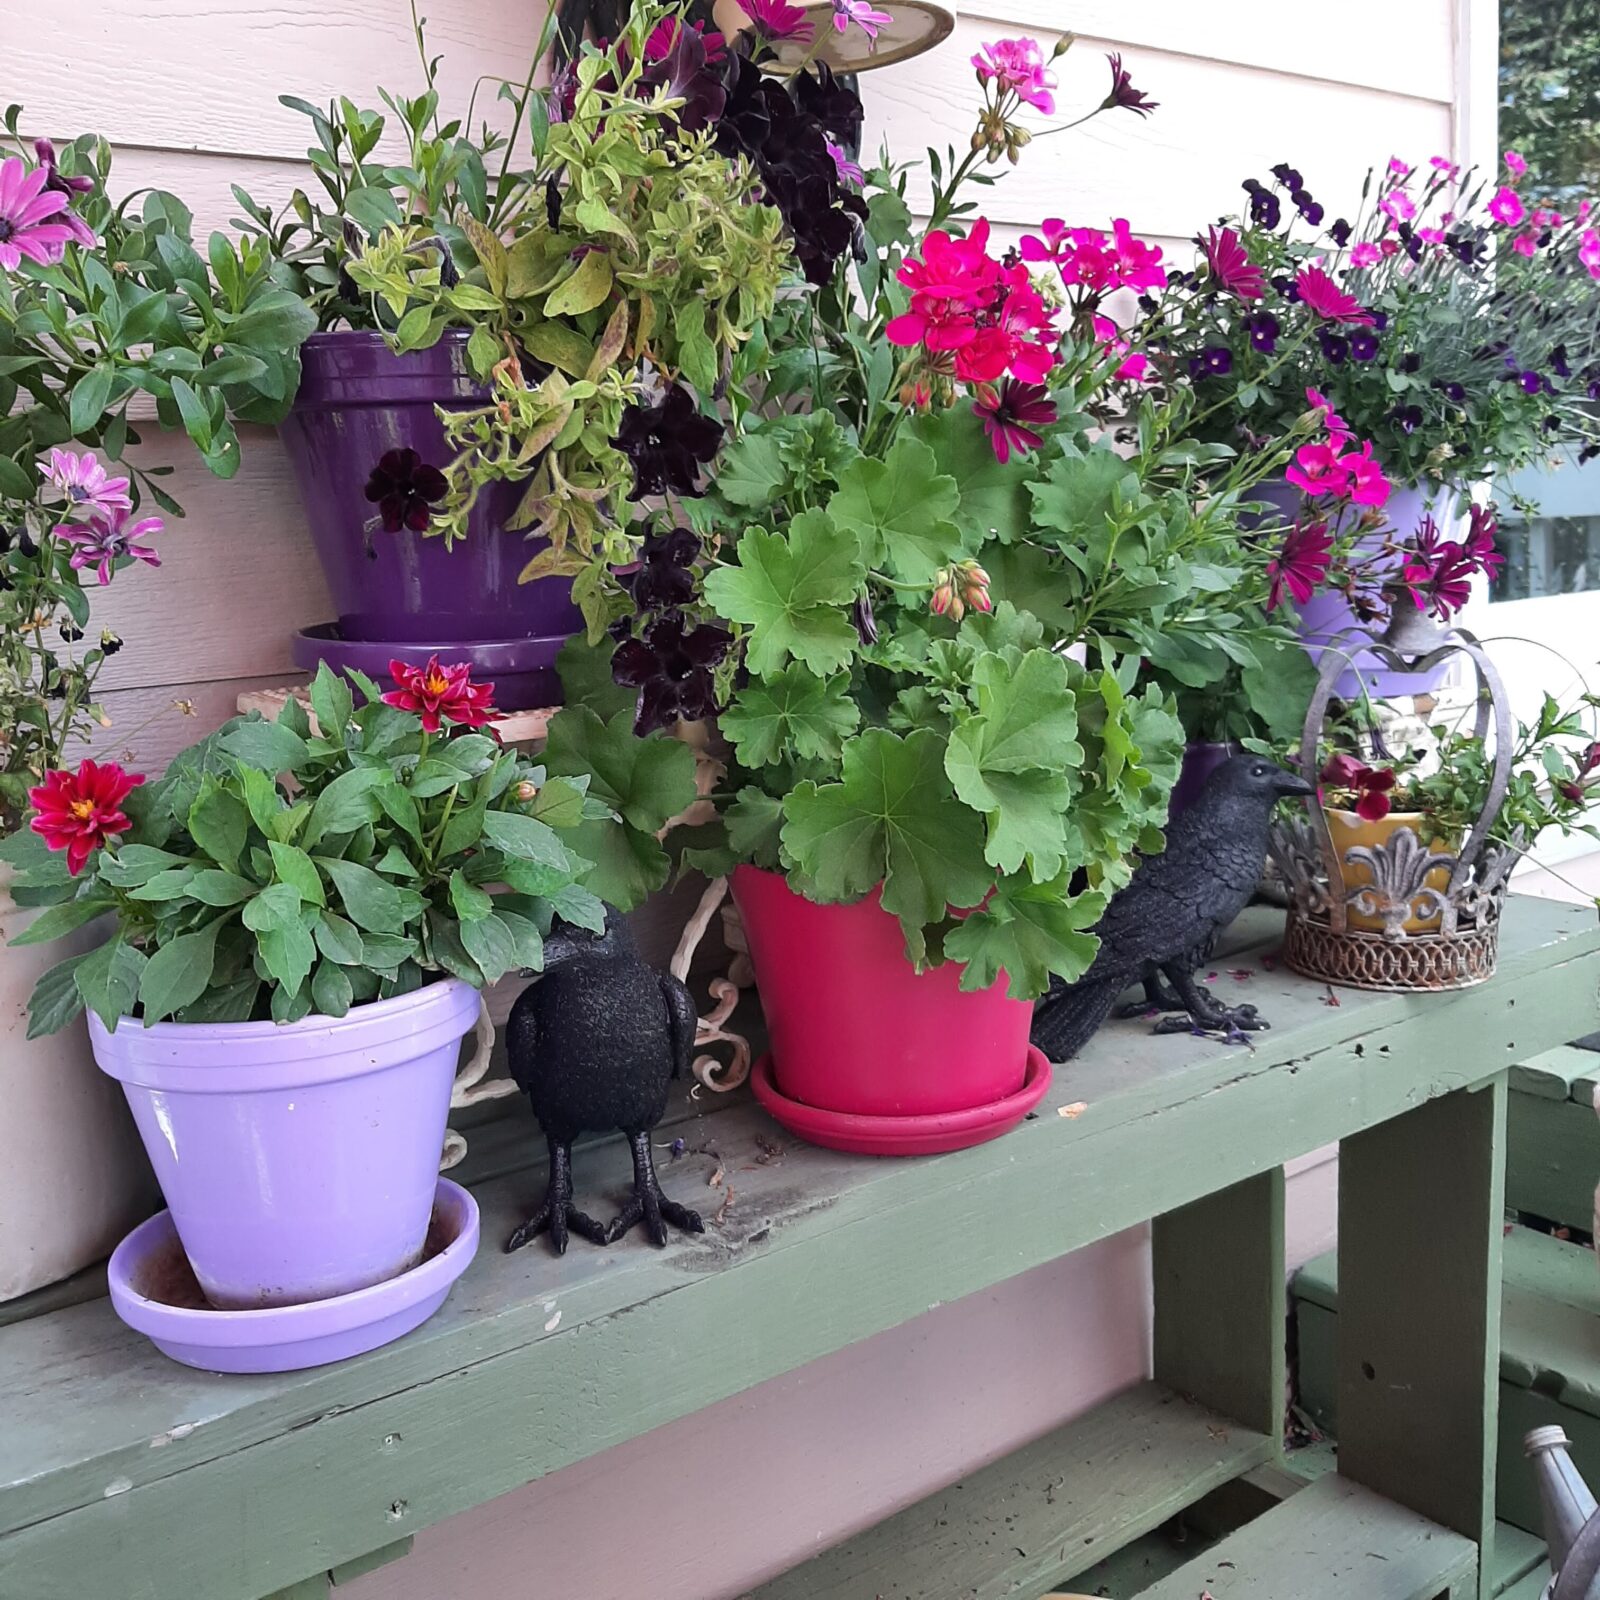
[382,657,496,733]
[29,759,145,875]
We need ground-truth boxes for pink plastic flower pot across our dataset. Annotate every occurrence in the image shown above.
[88,979,480,1310]
[730,866,1037,1133]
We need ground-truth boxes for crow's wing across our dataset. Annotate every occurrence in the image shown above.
[659,972,699,1080]
[505,986,540,1096]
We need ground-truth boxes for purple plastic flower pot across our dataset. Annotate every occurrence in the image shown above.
[1252,480,1459,699]
[1171,740,1238,817]
[88,979,480,1311]
[281,329,581,652]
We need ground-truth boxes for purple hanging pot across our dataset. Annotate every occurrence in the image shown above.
[281,330,582,706]
[89,978,481,1310]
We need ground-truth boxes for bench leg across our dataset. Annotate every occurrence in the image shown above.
[1337,1076,1507,1600]
[1153,1166,1286,1446]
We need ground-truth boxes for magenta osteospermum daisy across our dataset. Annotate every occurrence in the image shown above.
[1199,226,1264,301]
[1295,266,1375,325]
[825,140,864,186]
[38,448,133,518]
[972,379,1057,464]
[832,0,893,42]
[1267,519,1334,612]
[741,0,814,42]
[971,37,1057,114]
[55,507,163,586]
[0,156,85,271]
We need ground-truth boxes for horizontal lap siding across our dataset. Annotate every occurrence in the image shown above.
[9,1,1454,779]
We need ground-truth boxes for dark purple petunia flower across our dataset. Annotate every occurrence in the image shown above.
[795,61,865,146]
[629,527,702,612]
[639,18,728,132]
[612,611,732,735]
[364,448,448,533]
[613,384,725,500]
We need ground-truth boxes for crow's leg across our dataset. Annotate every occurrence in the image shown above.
[1152,960,1268,1035]
[505,1135,608,1256]
[604,1130,706,1247]
[1114,964,1187,1018]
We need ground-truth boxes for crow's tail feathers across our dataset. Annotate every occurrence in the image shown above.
[1030,976,1121,1064]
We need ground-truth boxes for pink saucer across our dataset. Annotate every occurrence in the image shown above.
[750,1046,1053,1156]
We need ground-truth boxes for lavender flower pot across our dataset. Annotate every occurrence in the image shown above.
[281,331,581,701]
[1252,480,1458,699]
[88,979,480,1310]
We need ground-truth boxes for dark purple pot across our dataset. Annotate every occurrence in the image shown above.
[1170,741,1237,818]
[281,330,581,664]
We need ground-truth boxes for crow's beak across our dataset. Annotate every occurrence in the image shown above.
[1274,770,1316,798]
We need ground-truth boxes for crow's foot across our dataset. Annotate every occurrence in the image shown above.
[505,1136,607,1256]
[1115,970,1186,1019]
[1151,1002,1269,1037]
[605,1130,706,1247]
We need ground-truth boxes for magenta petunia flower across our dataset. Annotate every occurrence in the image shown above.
[0,156,86,270]
[1199,226,1264,301]
[1267,519,1334,611]
[1488,186,1526,227]
[832,0,893,41]
[740,0,814,42]
[1504,149,1528,179]
[825,140,864,187]
[55,507,163,586]
[1295,266,1375,325]
[972,380,1057,464]
[38,448,133,517]
[971,37,1057,114]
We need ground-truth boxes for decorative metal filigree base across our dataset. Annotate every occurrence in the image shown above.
[1282,909,1500,991]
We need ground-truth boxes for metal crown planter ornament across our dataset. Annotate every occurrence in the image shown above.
[1271,602,1518,992]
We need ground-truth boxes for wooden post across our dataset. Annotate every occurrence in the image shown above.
[1153,1166,1287,1444]
[1337,1076,1508,1600]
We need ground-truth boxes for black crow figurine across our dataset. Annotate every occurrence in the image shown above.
[1031,755,1314,1062]
[505,910,705,1256]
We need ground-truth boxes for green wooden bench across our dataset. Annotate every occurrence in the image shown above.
[2,898,1597,1600]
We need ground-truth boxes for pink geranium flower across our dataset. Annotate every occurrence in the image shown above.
[1092,315,1152,383]
[1267,519,1335,611]
[1349,242,1381,269]
[1200,226,1264,300]
[55,507,163,586]
[1505,149,1528,179]
[1340,442,1391,509]
[886,220,1005,352]
[972,379,1057,463]
[832,0,893,41]
[1306,387,1353,448]
[741,0,814,42]
[1296,266,1375,325]
[38,448,133,517]
[1108,218,1166,291]
[1286,442,1349,499]
[0,155,86,270]
[1488,187,1526,227]
[971,37,1057,114]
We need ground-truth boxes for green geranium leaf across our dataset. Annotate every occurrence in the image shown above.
[727,787,786,870]
[702,513,863,677]
[1027,447,1139,561]
[910,406,1034,545]
[138,921,223,1024]
[528,775,588,829]
[712,429,789,509]
[554,634,635,723]
[74,937,149,1031]
[543,881,608,935]
[782,728,992,934]
[719,666,858,767]
[827,434,964,581]
[943,881,1107,1000]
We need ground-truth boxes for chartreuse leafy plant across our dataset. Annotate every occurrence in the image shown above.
[0,665,641,1038]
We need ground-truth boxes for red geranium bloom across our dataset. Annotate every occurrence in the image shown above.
[972,380,1057,463]
[1296,265,1376,325]
[1200,226,1265,301]
[29,759,144,875]
[1267,519,1334,611]
[383,657,496,733]
[1320,754,1397,821]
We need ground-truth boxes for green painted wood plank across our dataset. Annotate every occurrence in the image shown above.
[743,1382,1272,1600]
[1338,1078,1507,1596]
[1153,1168,1286,1443]
[260,1580,328,1600]
[1139,1474,1478,1600]
[0,899,1594,1600]
[1507,1092,1599,1232]
[1509,1046,1599,1101]
[327,1536,412,1586]
[1501,1570,1551,1600]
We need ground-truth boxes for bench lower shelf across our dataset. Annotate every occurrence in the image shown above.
[743,1381,1273,1600]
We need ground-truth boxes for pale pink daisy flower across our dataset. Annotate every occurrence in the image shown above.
[825,140,864,186]
[38,448,133,517]
[56,507,163,586]
[0,156,84,270]
[832,0,893,41]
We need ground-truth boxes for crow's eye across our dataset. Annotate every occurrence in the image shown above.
[1253,765,1269,777]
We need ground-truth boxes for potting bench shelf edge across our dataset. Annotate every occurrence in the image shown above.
[2,898,1597,1600]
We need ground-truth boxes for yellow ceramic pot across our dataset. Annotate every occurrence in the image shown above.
[1327,809,1458,934]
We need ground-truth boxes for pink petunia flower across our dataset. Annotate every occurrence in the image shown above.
[1349,242,1381,269]
[971,37,1057,114]
[740,0,814,42]
[1200,226,1264,300]
[38,448,133,518]
[1379,190,1417,225]
[1488,187,1526,227]
[0,155,86,270]
[55,507,163,586]
[832,0,893,41]
[972,379,1057,463]
[1267,519,1335,611]
[1296,266,1375,325]
[1505,149,1528,179]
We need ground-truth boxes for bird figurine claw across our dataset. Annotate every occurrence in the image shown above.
[1032,756,1313,1062]
[505,910,706,1256]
